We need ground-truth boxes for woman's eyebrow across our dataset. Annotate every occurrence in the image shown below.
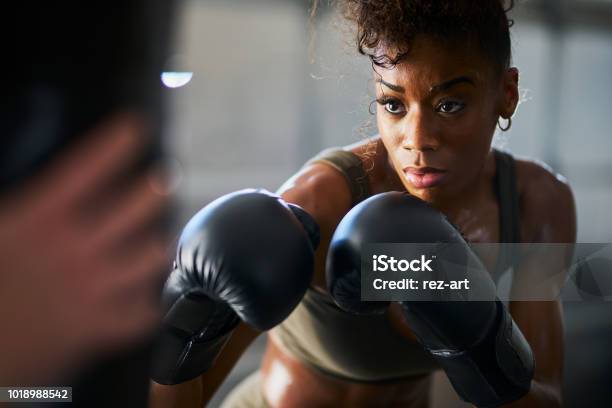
[429,76,475,94]
[376,75,475,94]
[376,78,405,93]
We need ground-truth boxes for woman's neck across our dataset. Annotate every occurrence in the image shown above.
[435,150,497,222]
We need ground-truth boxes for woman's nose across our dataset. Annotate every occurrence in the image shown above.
[401,111,440,152]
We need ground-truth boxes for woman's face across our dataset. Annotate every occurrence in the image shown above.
[375,36,518,204]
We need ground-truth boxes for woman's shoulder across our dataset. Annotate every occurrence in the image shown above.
[344,136,385,171]
[277,136,393,230]
[277,153,354,233]
[513,156,576,243]
[345,137,402,194]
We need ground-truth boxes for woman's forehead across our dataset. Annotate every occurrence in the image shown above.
[373,37,492,90]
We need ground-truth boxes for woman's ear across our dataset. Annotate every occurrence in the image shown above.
[500,67,520,118]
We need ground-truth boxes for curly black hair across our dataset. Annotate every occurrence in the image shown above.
[337,0,515,72]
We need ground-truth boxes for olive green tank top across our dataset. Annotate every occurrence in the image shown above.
[272,147,522,383]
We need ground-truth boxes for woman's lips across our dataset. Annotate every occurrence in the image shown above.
[403,166,448,188]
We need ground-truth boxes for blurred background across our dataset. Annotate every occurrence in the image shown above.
[161,0,612,406]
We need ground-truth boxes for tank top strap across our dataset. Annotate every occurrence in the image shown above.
[305,148,371,207]
[493,149,522,275]
[494,149,521,243]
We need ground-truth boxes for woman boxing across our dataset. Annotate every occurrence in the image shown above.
[150,1,575,407]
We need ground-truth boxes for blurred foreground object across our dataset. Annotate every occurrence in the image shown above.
[0,1,177,407]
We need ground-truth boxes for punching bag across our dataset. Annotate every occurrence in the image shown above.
[1,1,177,406]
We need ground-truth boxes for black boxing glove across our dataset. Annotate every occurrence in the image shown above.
[327,192,534,408]
[151,189,319,385]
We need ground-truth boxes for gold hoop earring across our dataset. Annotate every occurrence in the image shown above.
[498,117,512,132]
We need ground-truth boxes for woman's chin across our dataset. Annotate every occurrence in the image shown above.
[404,185,438,202]
[403,183,457,206]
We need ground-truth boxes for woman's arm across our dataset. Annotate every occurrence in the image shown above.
[149,161,353,408]
[506,166,577,408]
[278,162,355,289]
[507,301,565,407]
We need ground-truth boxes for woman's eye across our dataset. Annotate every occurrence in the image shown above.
[437,100,464,114]
[386,102,401,114]
[380,99,405,115]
